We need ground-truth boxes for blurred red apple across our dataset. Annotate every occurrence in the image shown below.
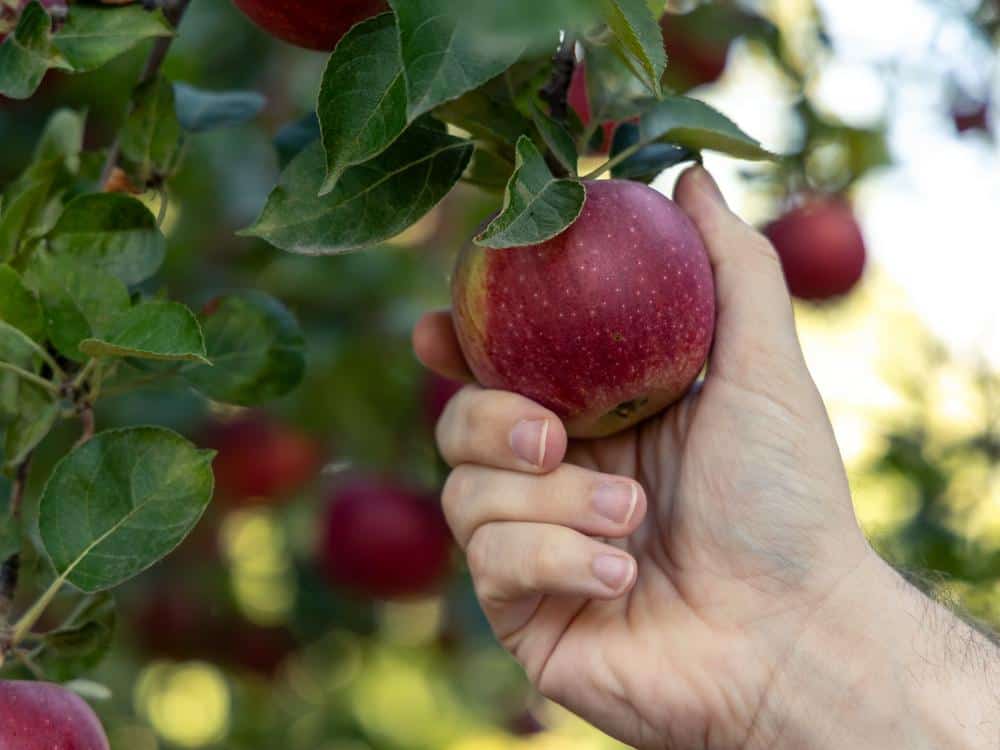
[320,478,452,599]
[0,0,65,43]
[231,0,388,51]
[764,197,867,301]
[0,681,109,750]
[568,64,617,154]
[659,5,755,91]
[953,101,990,133]
[452,179,715,438]
[424,373,463,427]
[198,413,325,506]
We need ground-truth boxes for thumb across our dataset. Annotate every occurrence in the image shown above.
[673,166,805,386]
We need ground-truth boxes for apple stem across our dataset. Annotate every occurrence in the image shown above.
[539,33,577,122]
[99,0,195,186]
[581,142,644,180]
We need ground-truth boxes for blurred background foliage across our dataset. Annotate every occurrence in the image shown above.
[1,0,998,748]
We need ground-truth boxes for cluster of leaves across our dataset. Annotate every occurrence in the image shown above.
[0,1,301,682]
[245,0,774,255]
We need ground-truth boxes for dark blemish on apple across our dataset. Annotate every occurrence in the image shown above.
[613,397,650,419]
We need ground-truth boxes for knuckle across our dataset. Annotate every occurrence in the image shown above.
[441,465,475,518]
[465,526,492,580]
[529,539,563,584]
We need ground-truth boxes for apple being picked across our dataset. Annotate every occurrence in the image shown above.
[0,0,65,42]
[231,0,388,51]
[198,413,325,506]
[319,478,452,599]
[452,179,715,439]
[0,681,109,750]
[764,197,867,300]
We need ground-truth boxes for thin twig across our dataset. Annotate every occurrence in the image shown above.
[13,648,46,680]
[539,34,577,122]
[0,554,19,625]
[75,404,95,449]
[99,0,194,185]
[9,454,32,521]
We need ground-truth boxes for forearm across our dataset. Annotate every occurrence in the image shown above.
[751,552,1000,750]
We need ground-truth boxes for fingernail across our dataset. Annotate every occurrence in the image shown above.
[592,482,638,525]
[593,555,635,592]
[510,419,548,467]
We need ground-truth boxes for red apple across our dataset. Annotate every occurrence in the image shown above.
[659,5,754,91]
[319,478,452,599]
[0,0,64,43]
[568,64,617,154]
[953,101,990,133]
[763,197,867,301]
[231,0,388,51]
[0,681,109,750]
[424,373,463,427]
[452,179,715,438]
[198,413,325,505]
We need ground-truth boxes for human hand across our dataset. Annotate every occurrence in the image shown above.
[413,167,992,749]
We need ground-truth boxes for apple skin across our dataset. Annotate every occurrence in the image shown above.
[452,179,715,439]
[0,0,65,43]
[319,479,452,599]
[568,64,617,154]
[763,197,867,301]
[198,413,324,506]
[231,0,388,51]
[0,681,109,750]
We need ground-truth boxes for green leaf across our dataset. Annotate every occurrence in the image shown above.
[583,40,654,124]
[37,593,116,682]
[0,1,67,100]
[182,291,304,406]
[434,77,532,146]
[0,265,43,346]
[476,137,585,249]
[53,4,172,73]
[80,301,209,364]
[609,121,696,181]
[531,103,579,176]
[0,320,45,422]
[173,82,266,133]
[38,427,214,592]
[120,76,181,182]
[638,95,774,160]
[25,254,131,361]
[4,387,58,470]
[463,146,515,193]
[602,0,667,98]
[29,108,86,171]
[246,120,472,255]
[388,0,525,119]
[48,194,165,286]
[318,12,407,195]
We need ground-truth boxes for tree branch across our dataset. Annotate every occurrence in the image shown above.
[539,34,577,122]
[100,0,194,186]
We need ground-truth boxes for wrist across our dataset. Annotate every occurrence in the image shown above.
[748,549,1000,750]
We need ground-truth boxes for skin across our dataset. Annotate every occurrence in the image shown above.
[231,0,388,52]
[413,166,1000,749]
[0,681,109,750]
[321,479,452,599]
[453,180,715,439]
[764,197,866,300]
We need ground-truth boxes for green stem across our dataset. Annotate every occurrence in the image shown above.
[10,572,67,648]
[0,362,60,396]
[581,141,643,180]
[71,358,100,391]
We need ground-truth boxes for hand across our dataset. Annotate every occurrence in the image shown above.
[413,167,990,749]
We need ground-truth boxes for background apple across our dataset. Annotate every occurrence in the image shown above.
[568,64,617,154]
[954,101,991,133]
[764,196,867,300]
[231,0,388,51]
[198,413,325,506]
[319,478,452,599]
[0,681,109,750]
[659,4,755,91]
[452,179,715,438]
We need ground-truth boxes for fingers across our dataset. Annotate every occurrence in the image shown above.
[467,522,638,603]
[673,167,805,381]
[437,387,568,473]
[412,310,472,382]
[442,463,647,547]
